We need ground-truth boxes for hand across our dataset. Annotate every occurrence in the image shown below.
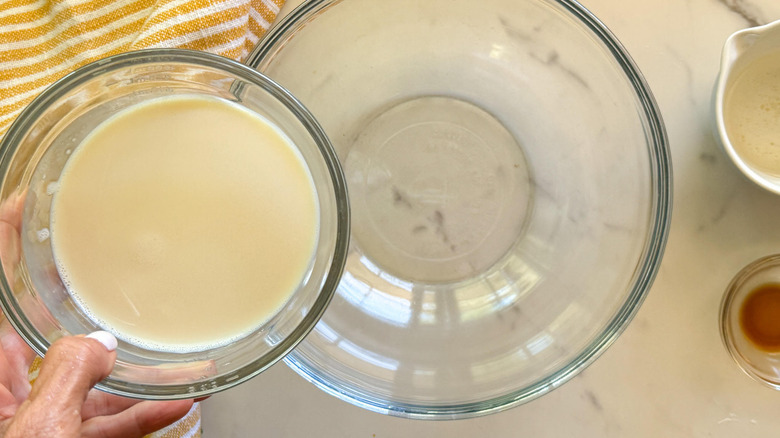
[0,325,194,438]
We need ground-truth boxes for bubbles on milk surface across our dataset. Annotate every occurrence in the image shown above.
[36,228,49,242]
[45,182,59,195]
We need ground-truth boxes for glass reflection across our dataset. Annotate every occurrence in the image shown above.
[335,247,546,330]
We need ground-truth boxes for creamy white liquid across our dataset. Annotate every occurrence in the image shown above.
[725,52,780,176]
[51,95,319,352]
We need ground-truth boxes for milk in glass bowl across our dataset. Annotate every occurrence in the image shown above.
[0,49,349,399]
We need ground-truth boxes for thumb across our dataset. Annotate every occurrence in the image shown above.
[22,332,117,429]
[31,331,117,402]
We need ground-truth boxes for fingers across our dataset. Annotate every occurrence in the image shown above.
[0,191,26,283]
[0,191,26,232]
[81,399,194,438]
[81,390,141,419]
[4,332,118,437]
[29,332,117,403]
[0,321,35,401]
[0,220,21,285]
[2,328,196,438]
[0,319,37,378]
[27,333,116,417]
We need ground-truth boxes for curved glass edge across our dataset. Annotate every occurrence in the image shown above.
[252,0,672,419]
[0,48,350,400]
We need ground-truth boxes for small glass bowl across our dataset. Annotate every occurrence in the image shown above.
[0,49,349,399]
[720,254,780,388]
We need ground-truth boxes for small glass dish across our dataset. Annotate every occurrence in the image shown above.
[0,49,349,400]
[720,254,780,388]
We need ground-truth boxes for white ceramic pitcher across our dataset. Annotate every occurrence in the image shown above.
[714,19,780,194]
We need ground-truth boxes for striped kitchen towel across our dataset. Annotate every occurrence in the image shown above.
[5,1,287,436]
[0,0,285,137]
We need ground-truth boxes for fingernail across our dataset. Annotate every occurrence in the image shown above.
[86,331,117,352]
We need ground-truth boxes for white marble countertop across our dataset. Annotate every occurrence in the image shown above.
[203,0,780,436]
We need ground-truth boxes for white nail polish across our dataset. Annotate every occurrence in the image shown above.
[85,331,118,352]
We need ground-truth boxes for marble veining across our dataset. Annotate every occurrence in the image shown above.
[499,15,590,89]
[529,50,590,88]
[718,0,765,26]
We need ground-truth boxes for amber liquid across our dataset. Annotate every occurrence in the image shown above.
[739,283,780,351]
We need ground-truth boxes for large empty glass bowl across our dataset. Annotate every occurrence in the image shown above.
[247,0,671,418]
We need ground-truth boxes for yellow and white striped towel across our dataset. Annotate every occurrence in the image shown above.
[3,0,287,436]
[0,0,285,137]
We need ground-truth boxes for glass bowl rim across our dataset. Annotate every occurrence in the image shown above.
[0,48,351,399]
